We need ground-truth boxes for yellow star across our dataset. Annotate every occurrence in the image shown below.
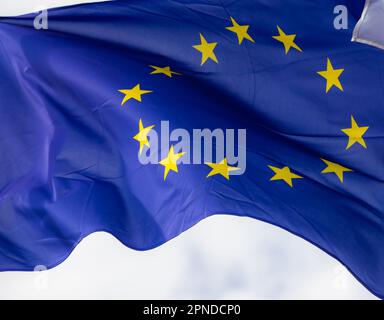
[149,65,181,78]
[133,119,155,155]
[193,33,218,65]
[341,116,369,149]
[226,17,254,45]
[317,58,344,93]
[272,25,302,54]
[321,159,352,183]
[206,158,239,180]
[159,145,185,181]
[268,165,303,187]
[118,84,152,106]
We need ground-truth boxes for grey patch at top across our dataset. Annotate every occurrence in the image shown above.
[353,0,384,50]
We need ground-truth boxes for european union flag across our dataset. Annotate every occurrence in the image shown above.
[0,0,383,298]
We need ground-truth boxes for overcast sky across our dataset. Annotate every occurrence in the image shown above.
[0,0,376,300]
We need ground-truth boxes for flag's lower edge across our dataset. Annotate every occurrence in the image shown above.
[0,212,380,300]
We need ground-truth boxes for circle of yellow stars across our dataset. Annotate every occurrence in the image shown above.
[116,16,370,185]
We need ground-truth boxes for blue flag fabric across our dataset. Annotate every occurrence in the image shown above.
[0,0,383,297]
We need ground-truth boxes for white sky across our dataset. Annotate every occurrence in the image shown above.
[0,0,376,300]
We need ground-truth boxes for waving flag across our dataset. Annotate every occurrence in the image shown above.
[0,0,383,298]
